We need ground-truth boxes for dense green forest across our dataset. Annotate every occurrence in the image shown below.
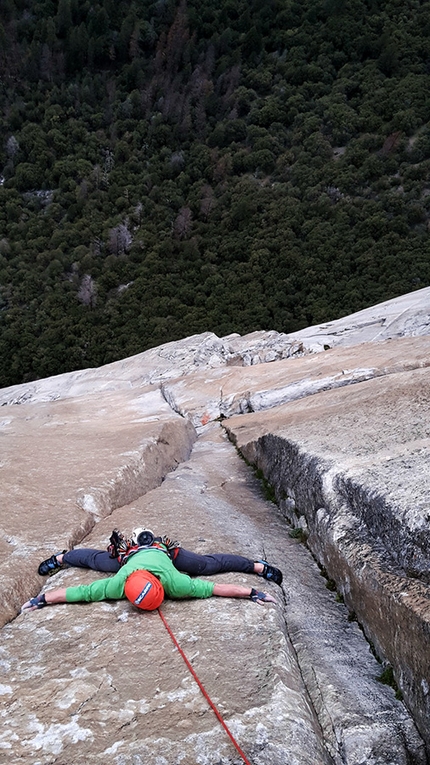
[0,0,429,387]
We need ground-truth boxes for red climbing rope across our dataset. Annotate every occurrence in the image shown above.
[157,608,253,765]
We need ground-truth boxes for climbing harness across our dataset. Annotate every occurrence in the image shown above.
[108,529,181,565]
[157,608,253,765]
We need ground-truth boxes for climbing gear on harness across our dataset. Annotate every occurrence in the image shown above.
[114,528,181,563]
[107,529,130,559]
[125,570,164,610]
[131,529,181,554]
[133,529,173,549]
[158,608,253,765]
[21,593,47,611]
[258,560,283,586]
[250,588,276,604]
[160,535,181,555]
[121,540,170,567]
[38,551,67,576]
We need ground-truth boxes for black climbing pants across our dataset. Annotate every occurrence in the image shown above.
[63,547,256,577]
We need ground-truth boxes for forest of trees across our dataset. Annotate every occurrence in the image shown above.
[0,0,429,387]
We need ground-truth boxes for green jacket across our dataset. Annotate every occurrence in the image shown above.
[65,548,215,603]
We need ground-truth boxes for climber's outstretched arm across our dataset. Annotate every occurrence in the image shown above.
[212,583,276,604]
[22,583,277,611]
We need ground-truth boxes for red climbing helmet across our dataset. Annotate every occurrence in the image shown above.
[125,569,164,611]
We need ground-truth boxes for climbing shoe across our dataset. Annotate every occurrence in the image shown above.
[258,560,283,586]
[37,551,66,577]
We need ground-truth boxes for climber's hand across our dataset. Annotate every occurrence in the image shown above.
[21,594,47,612]
[250,589,276,605]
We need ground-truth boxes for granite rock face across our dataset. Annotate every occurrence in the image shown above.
[0,387,196,627]
[1,287,430,764]
[223,365,430,752]
[161,334,430,426]
[1,286,429,408]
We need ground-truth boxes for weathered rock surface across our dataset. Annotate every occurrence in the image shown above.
[1,286,429,408]
[1,387,196,626]
[161,335,430,426]
[1,287,430,764]
[284,285,430,351]
[1,427,426,765]
[223,365,430,753]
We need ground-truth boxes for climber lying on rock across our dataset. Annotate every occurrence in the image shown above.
[37,527,283,585]
[23,538,277,613]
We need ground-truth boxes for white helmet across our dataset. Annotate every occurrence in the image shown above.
[131,527,154,546]
[131,527,145,544]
